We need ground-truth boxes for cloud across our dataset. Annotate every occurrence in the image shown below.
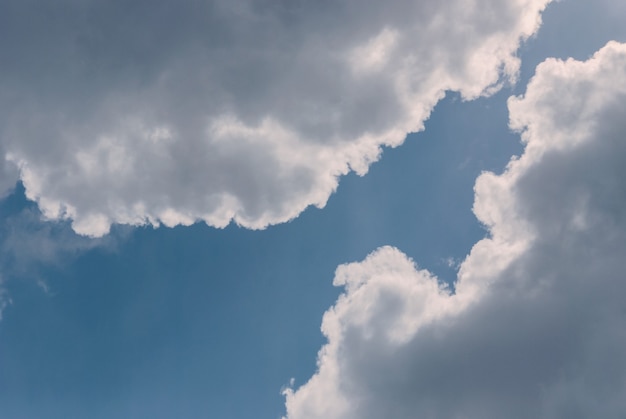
[283,41,626,419]
[0,0,551,236]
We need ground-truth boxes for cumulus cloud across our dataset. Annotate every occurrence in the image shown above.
[0,0,551,236]
[283,41,626,419]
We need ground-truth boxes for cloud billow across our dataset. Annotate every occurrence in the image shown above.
[0,0,551,236]
[283,41,626,419]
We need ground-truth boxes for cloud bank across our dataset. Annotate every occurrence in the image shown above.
[0,0,551,236]
[283,41,626,419]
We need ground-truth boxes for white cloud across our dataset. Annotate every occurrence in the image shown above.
[283,41,626,419]
[0,0,551,236]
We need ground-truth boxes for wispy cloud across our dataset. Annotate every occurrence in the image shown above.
[0,188,125,318]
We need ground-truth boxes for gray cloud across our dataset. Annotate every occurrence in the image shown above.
[0,0,551,236]
[283,41,626,419]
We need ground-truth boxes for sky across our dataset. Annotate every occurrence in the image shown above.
[0,0,625,418]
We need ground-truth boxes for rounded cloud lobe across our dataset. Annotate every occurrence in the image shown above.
[283,41,626,419]
[0,0,551,236]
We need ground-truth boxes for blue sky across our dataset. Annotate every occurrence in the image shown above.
[1,1,626,418]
